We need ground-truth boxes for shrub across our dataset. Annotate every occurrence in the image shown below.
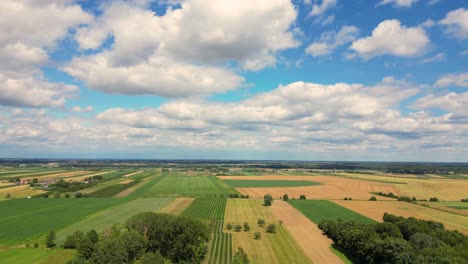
[46,231,56,248]
[232,247,249,264]
[266,224,276,233]
[429,197,439,202]
[75,192,83,198]
[254,232,261,240]
[369,196,377,201]
[263,194,273,206]
[226,223,233,230]
[282,194,289,201]
[5,193,11,199]
[234,225,242,232]
[344,197,348,200]
[65,193,70,198]
[34,243,38,248]
[243,222,250,232]
[299,195,306,200]
[53,191,61,198]
[257,219,265,227]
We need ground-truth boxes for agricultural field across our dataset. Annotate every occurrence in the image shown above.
[224,199,311,264]
[222,179,321,188]
[181,198,227,220]
[289,200,375,224]
[0,248,75,264]
[146,174,237,197]
[0,198,123,245]
[219,175,399,200]
[54,198,173,245]
[334,200,468,234]
[0,185,45,200]
[157,197,194,215]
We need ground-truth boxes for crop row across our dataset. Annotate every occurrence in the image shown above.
[207,229,232,264]
[181,198,227,220]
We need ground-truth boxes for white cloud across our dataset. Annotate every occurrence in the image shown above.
[434,72,468,87]
[0,74,78,108]
[67,0,299,97]
[0,1,92,107]
[71,106,94,113]
[309,0,337,17]
[306,25,358,56]
[419,52,446,63]
[378,0,418,8]
[439,8,468,40]
[350,19,429,59]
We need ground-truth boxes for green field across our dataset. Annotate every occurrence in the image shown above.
[208,231,232,264]
[145,174,237,197]
[87,179,141,197]
[181,198,227,220]
[55,198,173,244]
[222,180,320,188]
[289,200,375,224]
[0,198,124,245]
[0,248,74,264]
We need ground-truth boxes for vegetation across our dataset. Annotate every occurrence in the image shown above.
[69,212,210,264]
[319,213,468,264]
[266,224,276,233]
[232,247,249,264]
[263,194,273,206]
[181,198,227,220]
[257,218,265,227]
[45,231,56,248]
[289,200,375,224]
[299,195,306,200]
[369,196,377,201]
[87,180,141,197]
[282,194,289,201]
[207,221,232,264]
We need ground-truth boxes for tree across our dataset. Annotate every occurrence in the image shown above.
[90,233,128,264]
[34,243,39,248]
[266,224,276,233]
[139,251,166,264]
[64,231,84,249]
[87,229,99,244]
[53,191,61,198]
[344,197,348,200]
[65,193,70,198]
[243,222,250,232]
[299,195,306,200]
[279,220,283,226]
[282,194,289,201]
[121,230,147,261]
[257,218,265,227]
[77,236,95,259]
[429,197,439,202]
[75,192,83,198]
[254,232,261,240]
[263,194,273,206]
[5,193,11,199]
[32,178,38,184]
[369,196,377,201]
[234,225,242,232]
[232,247,249,264]
[226,223,233,230]
[46,231,56,248]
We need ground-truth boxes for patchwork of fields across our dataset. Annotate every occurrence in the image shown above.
[0,167,466,264]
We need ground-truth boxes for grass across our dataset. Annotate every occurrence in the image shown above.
[206,221,232,264]
[447,205,468,210]
[87,180,141,197]
[145,174,237,197]
[0,198,124,245]
[0,248,74,264]
[55,198,173,245]
[289,200,375,224]
[222,180,320,188]
[181,198,227,220]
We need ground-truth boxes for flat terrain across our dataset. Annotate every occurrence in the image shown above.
[270,200,344,264]
[334,200,468,234]
[157,197,194,215]
[224,199,311,264]
[222,179,321,188]
[289,200,375,224]
[0,198,123,245]
[146,174,237,197]
[181,198,227,220]
[55,198,173,244]
[0,185,45,200]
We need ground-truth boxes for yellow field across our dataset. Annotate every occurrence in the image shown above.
[334,200,468,234]
[224,199,311,264]
[219,175,399,200]
[64,171,115,182]
[271,200,343,264]
[7,170,66,178]
[0,185,45,200]
[114,179,146,198]
[122,171,143,177]
[23,171,96,181]
[157,198,194,215]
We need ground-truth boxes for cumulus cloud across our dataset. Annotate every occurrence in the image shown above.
[70,106,94,113]
[0,0,91,107]
[439,8,468,40]
[306,25,359,56]
[434,72,468,87]
[350,19,429,59]
[0,74,78,108]
[309,0,337,17]
[378,0,418,8]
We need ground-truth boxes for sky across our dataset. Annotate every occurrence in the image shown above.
[0,0,467,161]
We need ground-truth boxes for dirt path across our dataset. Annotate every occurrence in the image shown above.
[270,200,344,264]
[158,198,194,215]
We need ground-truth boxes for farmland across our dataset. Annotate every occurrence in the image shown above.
[0,163,466,264]
[289,200,375,224]
[146,174,237,197]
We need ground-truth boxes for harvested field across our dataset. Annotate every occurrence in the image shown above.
[22,171,95,181]
[118,179,134,184]
[219,175,399,200]
[396,179,468,201]
[223,179,320,188]
[224,199,311,264]
[114,178,148,198]
[271,200,344,264]
[158,197,194,215]
[334,200,468,234]
[123,171,143,177]
[64,171,115,182]
[0,185,44,200]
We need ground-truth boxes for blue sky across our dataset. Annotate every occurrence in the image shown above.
[0,0,466,161]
